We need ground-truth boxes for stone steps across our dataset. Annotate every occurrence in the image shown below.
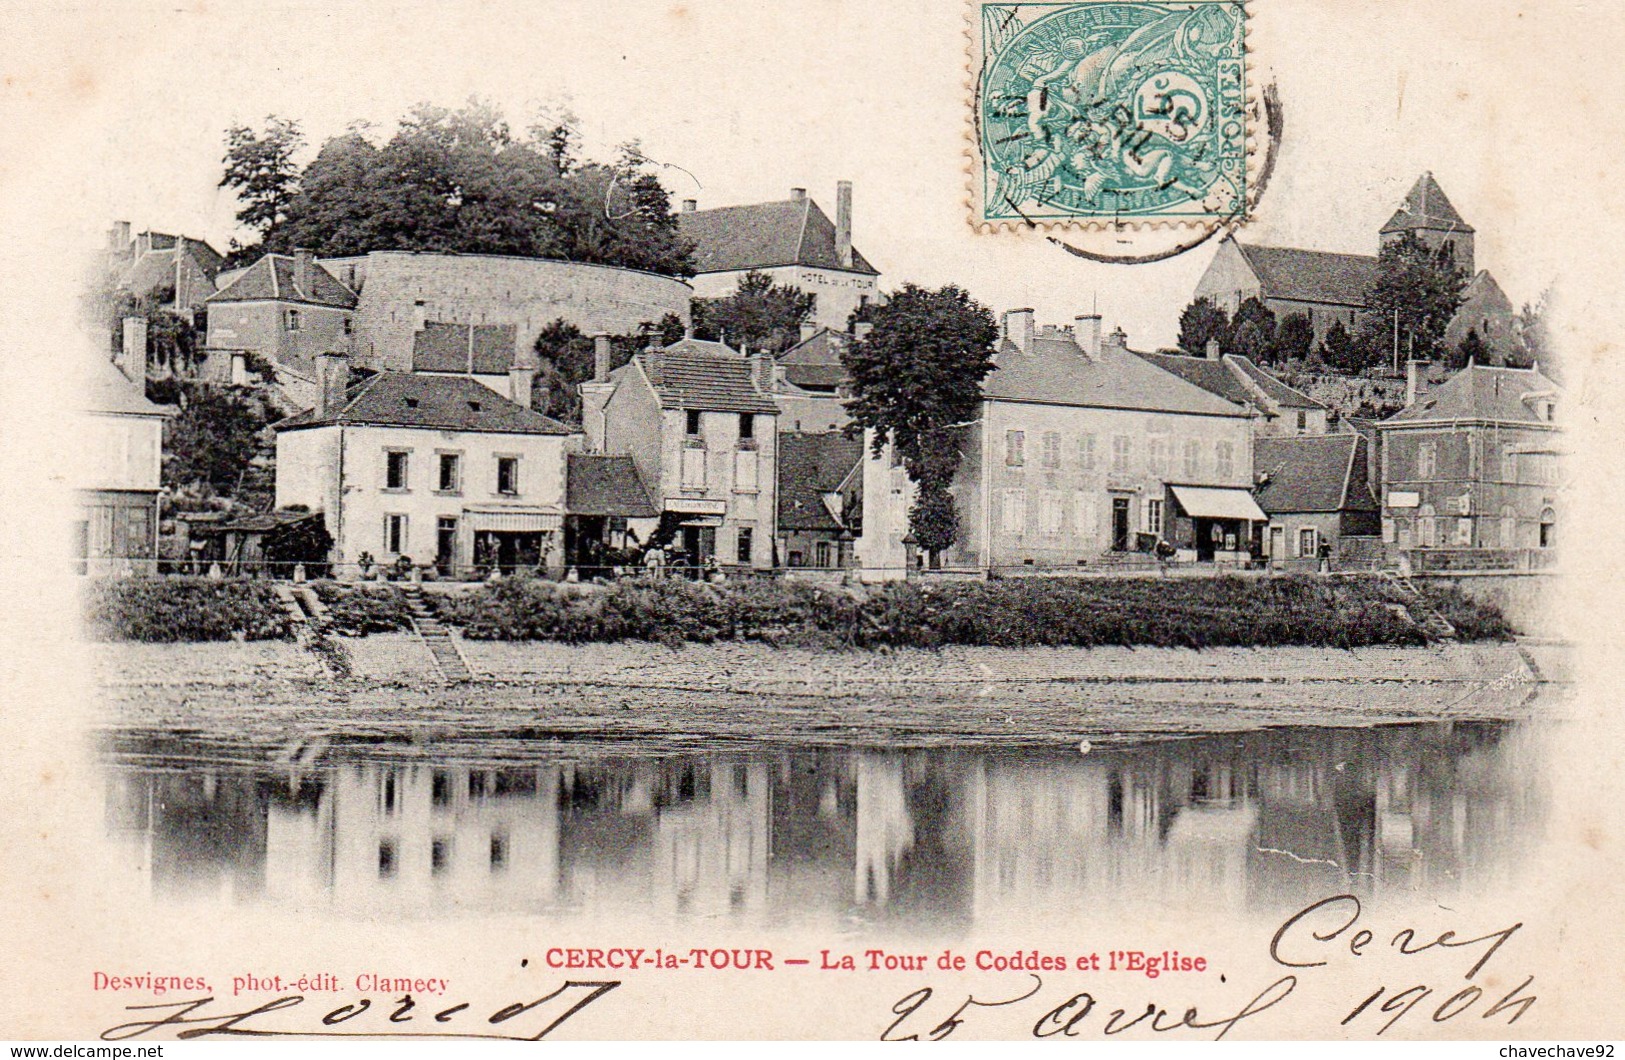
[402,586,473,682]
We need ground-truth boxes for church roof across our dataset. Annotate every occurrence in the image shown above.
[677,196,879,276]
[1382,364,1559,427]
[1381,172,1475,235]
[207,253,359,308]
[1235,243,1377,308]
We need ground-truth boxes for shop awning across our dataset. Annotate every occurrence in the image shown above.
[464,506,562,532]
[1169,485,1267,522]
[677,515,724,528]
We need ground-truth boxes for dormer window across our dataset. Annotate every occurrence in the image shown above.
[405,398,419,408]
[468,401,482,412]
[285,309,302,332]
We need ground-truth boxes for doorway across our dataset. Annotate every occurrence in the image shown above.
[436,517,458,576]
[1110,497,1131,551]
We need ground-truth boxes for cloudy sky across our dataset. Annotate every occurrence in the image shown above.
[3,0,1617,350]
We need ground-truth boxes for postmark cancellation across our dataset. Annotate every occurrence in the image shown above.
[969,1,1255,232]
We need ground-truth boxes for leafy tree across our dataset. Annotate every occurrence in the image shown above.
[220,117,305,263]
[1272,312,1315,365]
[1319,319,1364,374]
[1176,297,1230,356]
[1512,288,1554,375]
[160,383,276,499]
[102,288,201,375]
[1365,232,1468,368]
[532,314,686,423]
[841,283,999,564]
[1452,327,1489,370]
[692,271,817,354]
[1224,297,1276,359]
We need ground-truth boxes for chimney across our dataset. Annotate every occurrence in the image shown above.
[509,364,536,406]
[593,333,612,383]
[853,321,873,341]
[790,187,807,202]
[118,316,147,379]
[230,350,248,385]
[1406,359,1431,407]
[316,351,349,418]
[1004,308,1035,354]
[681,198,697,213]
[751,350,773,392]
[799,321,818,343]
[108,220,131,252]
[1102,326,1129,357]
[1206,338,1222,360]
[835,180,854,270]
[1074,314,1101,358]
[135,231,153,256]
[294,248,314,296]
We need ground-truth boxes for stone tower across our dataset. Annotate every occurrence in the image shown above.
[1379,172,1475,275]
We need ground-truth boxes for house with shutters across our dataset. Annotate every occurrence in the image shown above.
[677,183,881,332]
[580,336,781,571]
[204,250,359,406]
[857,311,1261,577]
[1377,361,1562,560]
[273,352,577,577]
[1253,433,1382,571]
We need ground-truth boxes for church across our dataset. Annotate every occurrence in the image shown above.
[1193,173,1520,363]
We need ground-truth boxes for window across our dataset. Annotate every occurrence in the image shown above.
[1297,527,1317,558]
[1296,411,1308,434]
[1417,504,1436,548]
[1001,489,1026,535]
[1005,430,1025,467]
[1148,436,1169,476]
[496,456,519,495]
[681,447,706,489]
[1041,431,1060,469]
[342,316,353,336]
[378,839,397,878]
[1501,505,1518,548]
[686,409,703,435]
[1215,441,1234,479]
[736,526,754,564]
[739,413,754,440]
[734,450,758,491]
[1454,517,1473,546]
[385,450,410,490]
[1078,434,1098,471]
[1111,435,1131,473]
[1074,491,1096,539]
[285,308,302,331]
[384,513,408,554]
[490,834,508,870]
[1146,498,1163,537]
[437,453,461,493]
[1041,490,1064,535]
[1539,507,1556,548]
[1182,440,1200,479]
[1417,439,1438,479]
[815,541,832,568]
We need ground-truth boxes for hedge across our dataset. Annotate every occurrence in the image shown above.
[83,577,291,642]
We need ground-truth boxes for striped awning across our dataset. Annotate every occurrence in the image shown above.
[464,506,562,532]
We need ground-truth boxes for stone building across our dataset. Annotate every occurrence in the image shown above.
[105,221,225,314]
[776,431,864,569]
[678,184,881,332]
[1135,347,1332,436]
[75,342,172,574]
[1253,433,1381,571]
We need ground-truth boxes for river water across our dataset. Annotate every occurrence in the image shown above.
[96,717,1548,935]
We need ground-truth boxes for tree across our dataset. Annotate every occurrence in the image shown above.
[160,383,276,499]
[1319,319,1364,374]
[1512,287,1554,375]
[842,283,999,564]
[531,314,685,423]
[1272,312,1315,365]
[692,272,817,354]
[1365,232,1468,369]
[1176,297,1230,356]
[1225,297,1276,359]
[220,117,304,262]
[1452,327,1489,370]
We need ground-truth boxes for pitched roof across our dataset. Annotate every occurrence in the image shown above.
[566,454,658,517]
[206,253,359,308]
[983,335,1250,418]
[636,339,781,414]
[1228,356,1326,410]
[1382,364,1560,427]
[1381,172,1475,235]
[777,328,851,390]
[411,322,520,375]
[274,371,573,434]
[677,197,879,275]
[1254,434,1377,514]
[1134,351,1256,406]
[776,432,864,531]
[1235,243,1377,307]
[85,358,170,417]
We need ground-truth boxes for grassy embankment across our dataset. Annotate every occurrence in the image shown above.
[82,574,1515,647]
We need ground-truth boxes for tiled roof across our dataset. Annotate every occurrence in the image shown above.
[983,335,1250,418]
[777,328,851,390]
[1381,173,1475,235]
[677,197,879,275]
[1236,243,1377,308]
[1228,356,1326,410]
[1382,364,1560,427]
[1254,434,1377,514]
[275,371,573,434]
[411,322,521,374]
[207,253,359,308]
[566,454,658,517]
[85,358,170,417]
[638,339,781,414]
[1134,351,1255,406]
[777,432,864,531]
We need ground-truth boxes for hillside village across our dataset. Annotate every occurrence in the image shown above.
[79,173,1562,584]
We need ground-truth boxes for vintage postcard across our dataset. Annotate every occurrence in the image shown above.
[2,0,1623,1044]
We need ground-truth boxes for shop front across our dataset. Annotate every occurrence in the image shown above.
[1166,485,1267,566]
[659,498,727,575]
[463,506,563,576]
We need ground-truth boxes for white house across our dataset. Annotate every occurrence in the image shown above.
[75,331,171,574]
[274,352,577,577]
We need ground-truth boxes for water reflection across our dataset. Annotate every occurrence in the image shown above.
[101,723,1545,929]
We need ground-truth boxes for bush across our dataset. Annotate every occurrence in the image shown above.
[1413,582,1517,641]
[83,577,292,642]
[310,582,416,636]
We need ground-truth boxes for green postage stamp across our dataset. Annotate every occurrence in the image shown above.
[971,1,1253,230]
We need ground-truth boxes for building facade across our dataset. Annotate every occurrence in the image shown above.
[776,431,863,569]
[76,353,170,573]
[581,337,781,571]
[1136,348,1332,436]
[274,354,577,576]
[1254,433,1382,570]
[677,184,880,332]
